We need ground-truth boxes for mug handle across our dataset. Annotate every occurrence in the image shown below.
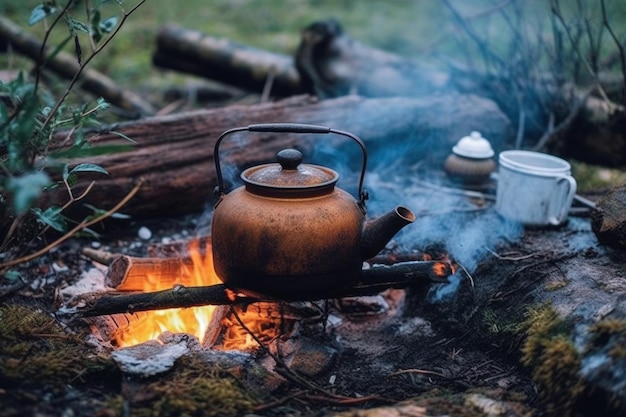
[549,175,577,226]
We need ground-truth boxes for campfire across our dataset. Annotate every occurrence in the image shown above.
[75,236,456,353]
[112,238,218,347]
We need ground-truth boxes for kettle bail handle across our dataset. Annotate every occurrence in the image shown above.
[213,123,369,205]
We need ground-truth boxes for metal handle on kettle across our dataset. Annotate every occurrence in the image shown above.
[213,123,369,204]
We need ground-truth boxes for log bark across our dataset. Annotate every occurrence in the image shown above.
[153,24,303,98]
[0,15,155,117]
[62,260,453,319]
[294,19,449,99]
[43,94,511,218]
[591,185,626,250]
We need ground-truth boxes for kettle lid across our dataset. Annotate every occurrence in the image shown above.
[242,149,338,196]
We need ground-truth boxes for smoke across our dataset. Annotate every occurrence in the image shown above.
[311,136,524,303]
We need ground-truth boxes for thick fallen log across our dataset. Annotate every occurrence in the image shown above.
[43,94,511,218]
[62,260,454,319]
[295,19,449,99]
[591,185,626,250]
[0,15,155,117]
[153,21,449,100]
[153,24,303,98]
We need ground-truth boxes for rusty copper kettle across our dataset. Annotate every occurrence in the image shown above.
[211,123,415,300]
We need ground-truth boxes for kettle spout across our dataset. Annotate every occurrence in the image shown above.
[361,206,416,260]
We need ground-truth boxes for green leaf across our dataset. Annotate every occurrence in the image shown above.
[65,15,90,35]
[109,130,136,143]
[0,102,8,124]
[7,172,51,215]
[65,172,78,187]
[84,203,131,219]
[100,16,118,34]
[96,97,110,110]
[31,206,68,232]
[3,270,22,282]
[28,4,58,26]
[69,163,109,176]
[48,143,134,159]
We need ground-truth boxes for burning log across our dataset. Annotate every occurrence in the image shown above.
[105,255,196,289]
[43,94,511,218]
[62,260,454,319]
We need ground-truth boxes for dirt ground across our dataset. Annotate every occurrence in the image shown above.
[2,187,626,416]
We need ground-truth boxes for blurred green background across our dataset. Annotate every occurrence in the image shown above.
[3,0,625,90]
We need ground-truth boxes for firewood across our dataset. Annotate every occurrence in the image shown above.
[153,24,303,97]
[62,260,453,319]
[105,255,197,289]
[0,15,155,117]
[42,94,511,218]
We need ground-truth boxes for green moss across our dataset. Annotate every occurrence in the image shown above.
[587,318,626,351]
[112,356,258,417]
[0,304,116,387]
[519,303,584,417]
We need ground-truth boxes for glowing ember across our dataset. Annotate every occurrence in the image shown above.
[114,239,219,347]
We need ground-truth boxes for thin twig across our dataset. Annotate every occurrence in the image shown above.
[484,247,538,261]
[34,0,75,93]
[229,305,391,405]
[0,178,144,271]
[388,369,448,379]
[456,261,475,288]
[600,0,626,105]
[551,0,611,103]
[36,0,147,138]
[532,89,590,151]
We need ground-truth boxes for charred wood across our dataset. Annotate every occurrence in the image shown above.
[62,260,453,319]
[591,185,626,250]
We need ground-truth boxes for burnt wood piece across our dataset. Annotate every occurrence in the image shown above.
[42,94,511,218]
[153,24,303,97]
[0,16,155,117]
[62,260,453,319]
[105,255,197,289]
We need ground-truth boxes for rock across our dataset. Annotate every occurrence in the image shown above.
[111,339,189,377]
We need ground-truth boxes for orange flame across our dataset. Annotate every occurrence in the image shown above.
[114,239,220,347]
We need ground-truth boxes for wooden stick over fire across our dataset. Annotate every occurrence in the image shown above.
[61,260,454,320]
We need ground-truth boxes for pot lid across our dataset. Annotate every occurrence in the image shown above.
[452,131,495,159]
[242,149,338,196]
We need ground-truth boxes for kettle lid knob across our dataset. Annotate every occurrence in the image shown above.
[277,149,303,170]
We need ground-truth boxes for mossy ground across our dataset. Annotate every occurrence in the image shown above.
[517,303,584,417]
[0,303,259,417]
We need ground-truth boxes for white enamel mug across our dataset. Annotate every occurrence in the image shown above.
[496,150,577,226]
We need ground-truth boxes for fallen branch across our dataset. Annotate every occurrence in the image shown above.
[0,15,155,116]
[0,178,144,271]
[61,260,453,319]
[153,25,303,97]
